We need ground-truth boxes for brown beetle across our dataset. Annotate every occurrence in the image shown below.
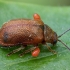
[0,13,70,57]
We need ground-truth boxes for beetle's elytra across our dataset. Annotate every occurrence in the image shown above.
[0,13,70,57]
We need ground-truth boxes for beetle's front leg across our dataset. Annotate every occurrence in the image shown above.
[46,44,57,54]
[7,45,25,56]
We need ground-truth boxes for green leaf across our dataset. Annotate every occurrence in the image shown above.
[0,1,70,70]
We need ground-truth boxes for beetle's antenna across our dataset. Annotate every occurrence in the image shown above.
[58,39,70,50]
[58,28,70,38]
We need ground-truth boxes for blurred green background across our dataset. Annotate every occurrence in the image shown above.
[1,0,70,6]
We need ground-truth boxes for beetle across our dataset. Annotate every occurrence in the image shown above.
[0,13,70,57]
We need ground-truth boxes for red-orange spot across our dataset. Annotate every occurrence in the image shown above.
[31,47,40,57]
[33,13,41,20]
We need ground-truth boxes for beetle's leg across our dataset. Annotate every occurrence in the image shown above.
[33,13,41,20]
[7,45,25,56]
[19,47,37,57]
[46,44,57,54]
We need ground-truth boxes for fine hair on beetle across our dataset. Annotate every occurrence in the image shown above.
[57,28,70,50]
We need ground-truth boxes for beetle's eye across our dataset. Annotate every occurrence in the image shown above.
[53,40,57,44]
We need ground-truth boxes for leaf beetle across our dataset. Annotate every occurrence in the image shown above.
[0,13,70,57]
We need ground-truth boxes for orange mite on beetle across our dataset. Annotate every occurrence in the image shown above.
[0,13,70,57]
[31,47,40,57]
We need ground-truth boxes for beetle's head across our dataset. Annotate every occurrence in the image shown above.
[49,32,57,45]
[44,24,70,50]
[44,24,58,45]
